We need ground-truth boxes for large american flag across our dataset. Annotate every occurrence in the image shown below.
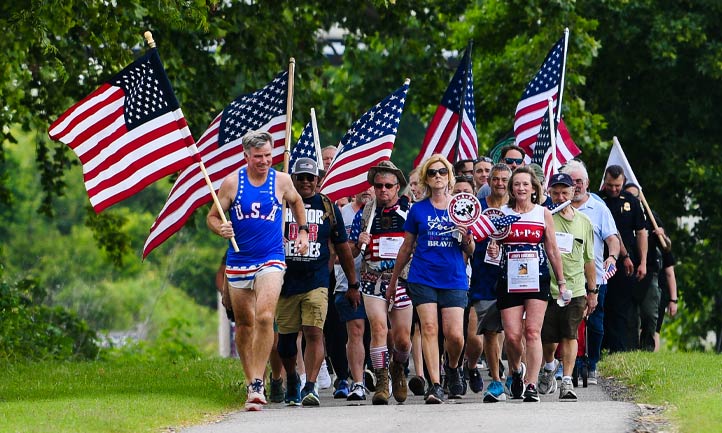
[143,71,288,258]
[513,36,565,154]
[289,121,318,170]
[531,108,580,187]
[48,49,199,212]
[320,80,410,202]
[414,48,477,167]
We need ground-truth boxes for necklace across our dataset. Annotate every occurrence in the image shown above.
[431,196,449,221]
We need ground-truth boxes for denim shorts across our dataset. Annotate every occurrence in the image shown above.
[334,291,367,322]
[406,282,468,309]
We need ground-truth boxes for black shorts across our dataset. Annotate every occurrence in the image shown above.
[496,277,551,310]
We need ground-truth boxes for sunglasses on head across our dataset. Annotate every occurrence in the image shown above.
[426,167,449,177]
[295,173,317,182]
[374,182,398,189]
[475,156,493,164]
[504,157,524,165]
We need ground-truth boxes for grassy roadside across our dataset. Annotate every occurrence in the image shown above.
[0,358,245,433]
[602,351,722,433]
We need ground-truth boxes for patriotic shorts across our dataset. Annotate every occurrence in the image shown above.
[226,259,287,289]
[360,272,412,310]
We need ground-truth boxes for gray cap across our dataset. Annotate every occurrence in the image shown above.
[292,157,319,176]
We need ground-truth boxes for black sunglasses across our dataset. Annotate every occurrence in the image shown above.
[426,167,449,177]
[295,173,317,182]
[504,157,524,165]
[475,156,493,164]
[374,182,398,189]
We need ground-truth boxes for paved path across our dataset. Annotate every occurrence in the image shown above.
[181,375,638,433]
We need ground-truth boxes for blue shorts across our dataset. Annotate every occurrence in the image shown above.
[334,292,367,322]
[406,282,468,309]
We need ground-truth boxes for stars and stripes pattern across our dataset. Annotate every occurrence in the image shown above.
[531,109,581,187]
[547,199,572,214]
[319,80,410,202]
[469,214,520,242]
[289,121,318,171]
[513,36,564,153]
[143,71,288,258]
[48,49,199,212]
[603,263,617,282]
[414,48,477,167]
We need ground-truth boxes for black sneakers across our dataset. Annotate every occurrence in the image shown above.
[424,383,444,404]
[523,383,540,402]
[447,366,464,399]
[510,362,526,399]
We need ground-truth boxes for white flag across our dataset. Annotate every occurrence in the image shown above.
[599,136,641,190]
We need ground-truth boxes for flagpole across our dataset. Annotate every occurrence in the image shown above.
[556,28,570,122]
[282,58,296,238]
[143,31,240,253]
[310,108,323,170]
[610,137,668,250]
[546,97,557,189]
[453,41,472,163]
[283,58,296,174]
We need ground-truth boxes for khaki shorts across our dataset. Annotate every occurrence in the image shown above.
[275,287,328,334]
[541,296,587,343]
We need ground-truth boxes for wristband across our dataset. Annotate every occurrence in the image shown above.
[619,254,629,260]
[557,280,566,285]
[348,282,360,290]
[610,254,618,261]
[670,299,678,303]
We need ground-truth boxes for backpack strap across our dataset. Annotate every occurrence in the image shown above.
[319,193,339,238]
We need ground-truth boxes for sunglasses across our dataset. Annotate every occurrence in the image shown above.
[475,156,493,164]
[374,182,398,189]
[426,167,449,177]
[454,175,473,183]
[504,157,524,165]
[295,173,317,182]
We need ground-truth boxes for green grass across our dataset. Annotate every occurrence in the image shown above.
[0,358,246,433]
[602,351,722,433]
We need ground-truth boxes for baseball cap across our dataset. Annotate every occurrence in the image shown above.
[549,172,574,187]
[292,157,319,176]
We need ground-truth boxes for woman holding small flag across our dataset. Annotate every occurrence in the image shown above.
[488,165,565,403]
[388,154,474,404]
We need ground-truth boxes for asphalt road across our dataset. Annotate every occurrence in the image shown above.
[181,373,638,433]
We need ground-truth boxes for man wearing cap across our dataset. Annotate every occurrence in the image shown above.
[275,157,359,406]
[208,130,309,411]
[349,160,412,405]
[559,159,620,384]
[537,172,596,401]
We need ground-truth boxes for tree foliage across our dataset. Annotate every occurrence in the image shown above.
[1,0,721,350]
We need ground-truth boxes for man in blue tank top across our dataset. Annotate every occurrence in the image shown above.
[208,130,309,411]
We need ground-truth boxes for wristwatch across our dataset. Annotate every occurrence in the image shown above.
[587,286,600,294]
[670,299,678,303]
[298,224,309,233]
[348,282,360,290]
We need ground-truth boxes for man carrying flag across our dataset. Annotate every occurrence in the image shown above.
[48,45,198,212]
[207,130,309,411]
[415,47,477,166]
[144,71,288,258]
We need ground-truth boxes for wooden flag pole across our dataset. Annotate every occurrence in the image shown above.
[310,108,323,170]
[144,31,239,252]
[637,190,669,251]
[282,58,296,238]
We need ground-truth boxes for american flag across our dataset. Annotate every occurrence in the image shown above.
[48,49,199,212]
[514,36,565,154]
[531,108,581,187]
[414,48,477,167]
[469,214,520,242]
[603,263,617,281]
[289,121,318,170]
[320,80,410,202]
[143,71,288,258]
[547,199,572,214]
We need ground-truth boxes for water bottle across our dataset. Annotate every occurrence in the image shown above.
[557,288,571,307]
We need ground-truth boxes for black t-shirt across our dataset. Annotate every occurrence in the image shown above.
[600,190,646,264]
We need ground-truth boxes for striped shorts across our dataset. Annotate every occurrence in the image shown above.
[226,259,287,289]
[360,272,412,310]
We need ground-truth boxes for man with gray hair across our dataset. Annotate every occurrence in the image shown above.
[208,130,309,411]
[560,159,620,383]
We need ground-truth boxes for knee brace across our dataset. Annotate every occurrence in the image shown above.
[277,333,298,359]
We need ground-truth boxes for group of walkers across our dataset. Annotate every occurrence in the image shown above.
[208,130,678,411]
